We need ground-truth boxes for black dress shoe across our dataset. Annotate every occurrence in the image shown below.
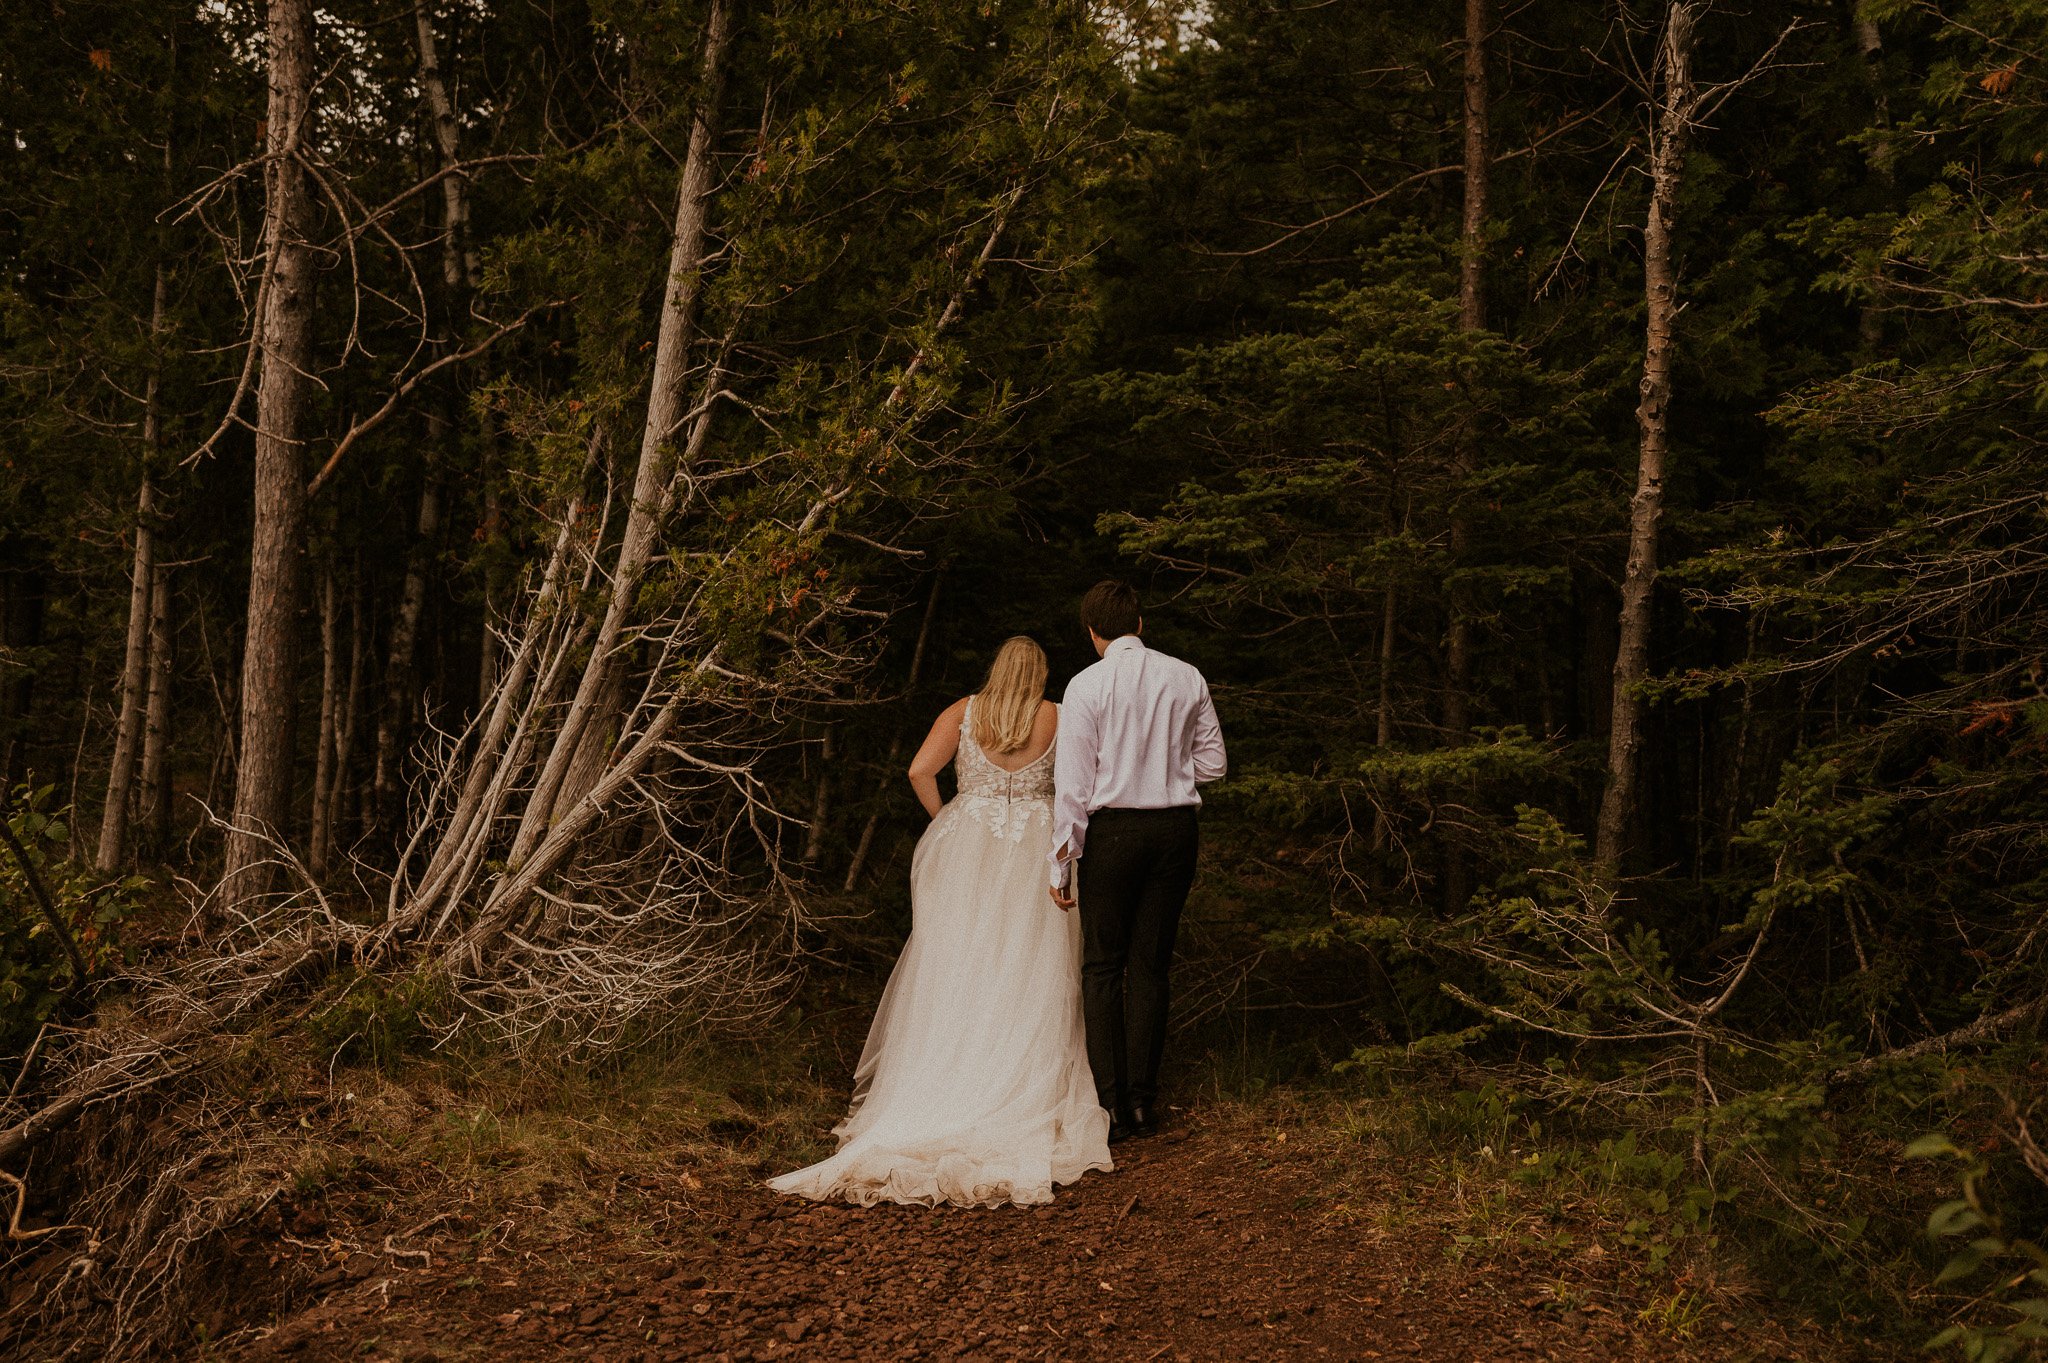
[1107,1117,1136,1145]
[1128,1104,1158,1137]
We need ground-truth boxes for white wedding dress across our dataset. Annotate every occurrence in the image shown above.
[770,700,1112,1207]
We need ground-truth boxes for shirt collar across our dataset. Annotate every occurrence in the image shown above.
[1105,635,1145,658]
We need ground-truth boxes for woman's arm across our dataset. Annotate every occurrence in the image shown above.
[906,697,968,818]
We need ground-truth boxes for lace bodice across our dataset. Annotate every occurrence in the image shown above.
[955,699,1055,803]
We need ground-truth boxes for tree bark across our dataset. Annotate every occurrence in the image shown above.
[320,567,367,872]
[310,563,341,877]
[1442,0,1491,744]
[138,563,175,852]
[372,480,443,832]
[1855,14,1892,350]
[1595,2,1695,869]
[1457,0,1491,335]
[96,470,159,870]
[842,571,943,892]
[802,726,834,866]
[96,265,170,871]
[1438,0,1492,908]
[414,0,478,295]
[506,0,733,869]
[224,0,319,905]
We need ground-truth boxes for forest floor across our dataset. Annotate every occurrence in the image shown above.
[212,1071,1912,1363]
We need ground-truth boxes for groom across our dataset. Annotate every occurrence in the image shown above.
[1049,581,1227,1144]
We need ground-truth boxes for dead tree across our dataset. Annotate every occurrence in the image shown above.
[1596,2,1695,868]
[1595,3,1802,867]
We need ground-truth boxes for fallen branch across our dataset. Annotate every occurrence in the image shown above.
[1828,997,2047,1083]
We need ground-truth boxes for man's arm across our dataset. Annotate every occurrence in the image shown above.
[1049,684,1100,899]
[1191,679,1227,784]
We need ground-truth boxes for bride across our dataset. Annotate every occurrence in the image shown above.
[769,636,1113,1207]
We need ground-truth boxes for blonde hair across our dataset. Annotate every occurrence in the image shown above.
[971,636,1048,755]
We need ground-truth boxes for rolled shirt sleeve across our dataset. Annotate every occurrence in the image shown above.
[1050,688,1098,890]
[1190,681,1227,785]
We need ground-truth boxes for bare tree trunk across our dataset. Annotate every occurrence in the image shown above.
[96,478,158,870]
[322,569,367,869]
[1443,0,1490,740]
[414,0,478,296]
[309,564,340,876]
[96,266,170,871]
[371,481,443,832]
[477,479,503,707]
[802,726,835,866]
[139,564,175,852]
[1595,2,1695,869]
[1438,0,1491,907]
[224,0,318,905]
[1457,0,1491,335]
[1855,14,1892,350]
[506,0,733,869]
[842,571,943,891]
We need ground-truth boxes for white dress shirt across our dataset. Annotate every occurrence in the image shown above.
[1050,635,1227,889]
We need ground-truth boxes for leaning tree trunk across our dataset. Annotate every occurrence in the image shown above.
[224,0,318,907]
[95,479,158,872]
[95,265,169,871]
[503,0,734,870]
[1595,1,1695,869]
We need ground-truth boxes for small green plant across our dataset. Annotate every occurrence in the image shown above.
[1637,1287,1712,1339]
[0,781,143,1051]
[1907,1131,2048,1362]
[304,968,450,1072]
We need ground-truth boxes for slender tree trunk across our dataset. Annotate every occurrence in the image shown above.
[139,564,175,852]
[0,562,44,788]
[1595,2,1695,869]
[96,265,171,871]
[325,568,367,867]
[477,478,503,708]
[372,480,443,832]
[843,571,943,892]
[1855,15,1892,350]
[1437,0,1492,907]
[95,467,155,870]
[802,726,835,866]
[506,0,733,868]
[414,0,478,296]
[1441,0,1490,746]
[225,0,318,904]
[1457,0,1491,334]
[310,564,340,876]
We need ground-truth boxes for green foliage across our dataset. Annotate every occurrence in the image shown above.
[304,969,453,1073]
[1908,1131,2048,1361]
[0,783,141,1053]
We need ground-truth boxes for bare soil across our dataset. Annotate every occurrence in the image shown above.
[229,1107,1904,1363]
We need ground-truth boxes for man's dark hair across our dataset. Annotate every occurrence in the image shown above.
[1080,580,1142,641]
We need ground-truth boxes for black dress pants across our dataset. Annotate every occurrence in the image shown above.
[1076,805,1199,1114]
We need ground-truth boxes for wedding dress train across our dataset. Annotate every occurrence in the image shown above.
[769,702,1112,1207]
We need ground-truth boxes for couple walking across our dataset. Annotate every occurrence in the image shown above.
[770,581,1227,1207]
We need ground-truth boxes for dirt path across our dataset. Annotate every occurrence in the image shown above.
[232,1110,1887,1363]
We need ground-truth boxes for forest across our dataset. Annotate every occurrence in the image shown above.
[1,0,2046,1358]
